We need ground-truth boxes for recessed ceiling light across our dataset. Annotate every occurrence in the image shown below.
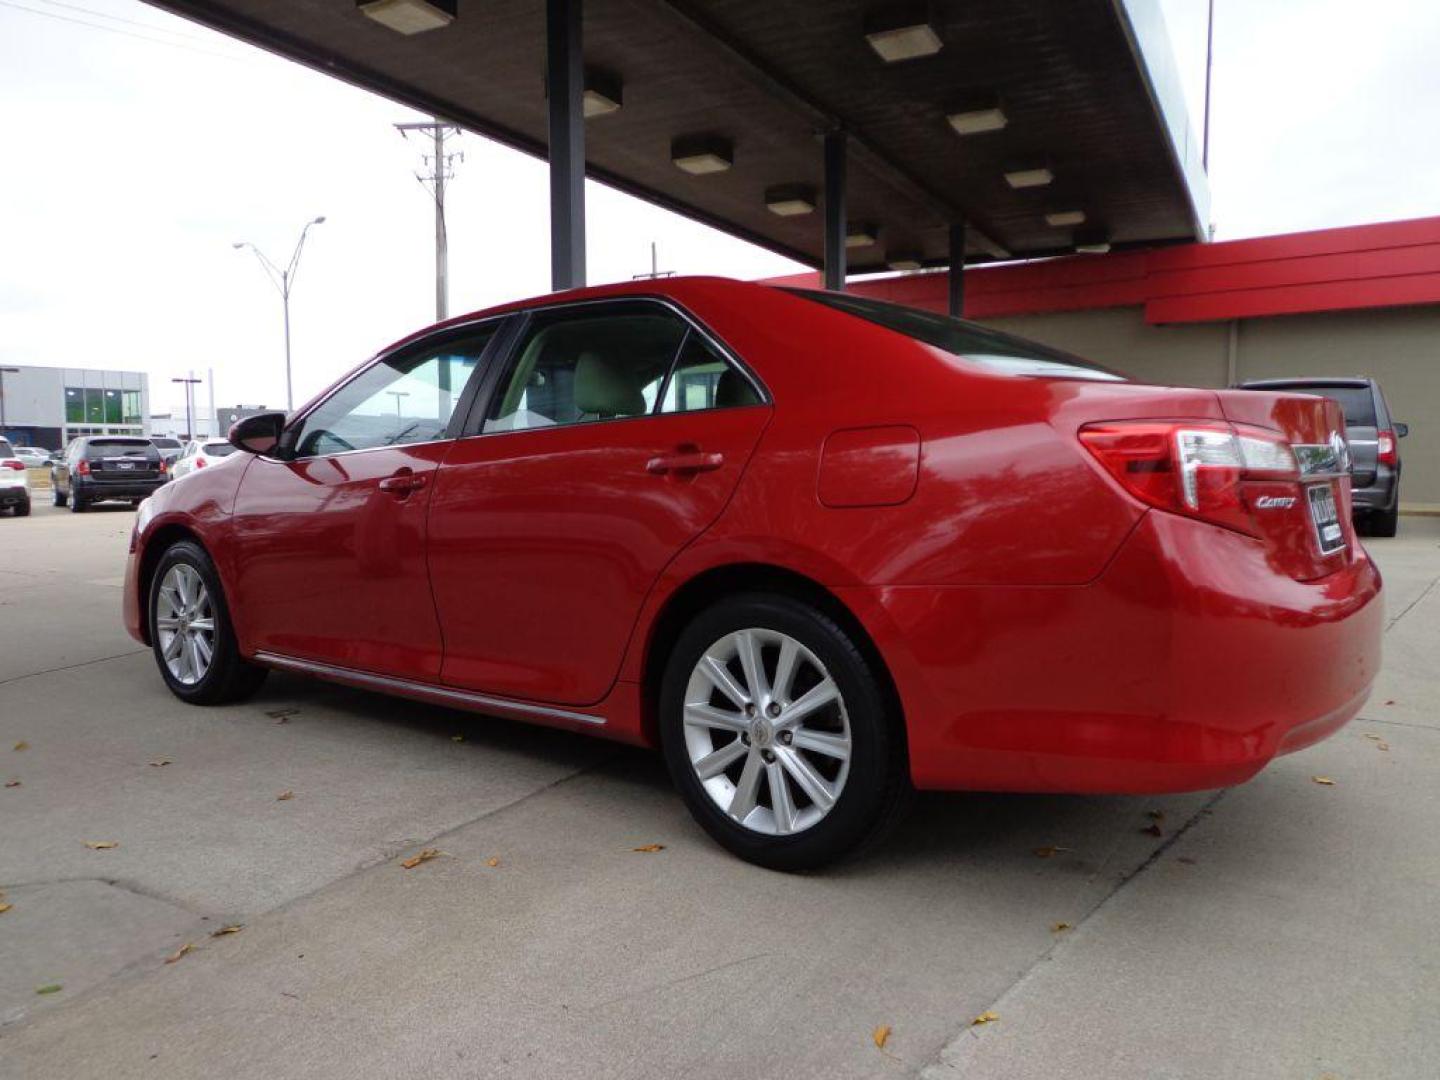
[766,184,816,217]
[863,6,943,63]
[583,70,623,118]
[846,223,879,248]
[947,103,1008,136]
[356,0,456,35]
[888,254,923,272]
[672,135,733,175]
[1045,210,1087,227]
[1004,165,1054,189]
[1075,229,1111,254]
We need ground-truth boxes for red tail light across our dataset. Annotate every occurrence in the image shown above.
[1377,430,1398,467]
[1,459,24,471]
[159,457,169,475]
[194,456,206,469]
[1079,421,1299,537]
[76,459,91,476]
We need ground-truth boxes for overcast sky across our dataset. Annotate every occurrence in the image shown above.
[2,0,1439,419]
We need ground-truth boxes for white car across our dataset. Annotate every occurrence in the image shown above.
[0,437,32,517]
[12,446,50,468]
[169,438,239,480]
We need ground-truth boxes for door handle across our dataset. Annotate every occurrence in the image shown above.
[645,449,725,476]
[378,471,428,495]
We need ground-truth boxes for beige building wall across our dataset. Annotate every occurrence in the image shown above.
[981,305,1440,509]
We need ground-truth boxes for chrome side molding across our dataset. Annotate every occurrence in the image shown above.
[252,651,607,726]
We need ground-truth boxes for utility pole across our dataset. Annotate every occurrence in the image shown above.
[396,118,462,321]
[172,376,201,441]
[632,241,674,280]
[233,216,326,412]
[0,367,18,439]
[1203,0,1216,172]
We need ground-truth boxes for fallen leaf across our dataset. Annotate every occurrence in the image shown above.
[632,843,666,853]
[1363,733,1383,742]
[873,1024,891,1049]
[1051,922,1072,933]
[972,1011,999,1026]
[451,734,465,743]
[1146,810,1165,821]
[13,741,28,752]
[35,984,62,996]
[210,924,243,937]
[1141,823,1163,837]
[274,716,290,725]
[1384,699,1396,706]
[400,848,441,869]
[83,840,118,850]
[1032,845,1070,858]
[4,780,19,788]
[0,903,12,915]
[485,857,500,868]
[1377,741,1390,752]
[276,790,294,801]
[164,943,193,964]
[149,759,172,768]
[1311,776,1336,786]
[1177,856,1197,866]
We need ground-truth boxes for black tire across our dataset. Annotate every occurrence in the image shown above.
[52,485,67,508]
[147,539,268,705]
[13,498,29,518]
[69,492,86,513]
[1370,503,1399,538]
[660,593,909,871]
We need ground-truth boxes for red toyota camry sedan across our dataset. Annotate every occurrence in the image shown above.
[123,277,1383,869]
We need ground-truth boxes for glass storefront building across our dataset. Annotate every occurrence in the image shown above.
[0,366,149,450]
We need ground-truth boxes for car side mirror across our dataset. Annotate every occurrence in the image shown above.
[1394,421,1409,438]
[229,412,289,457]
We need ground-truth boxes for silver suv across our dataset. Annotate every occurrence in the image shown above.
[1237,377,1408,536]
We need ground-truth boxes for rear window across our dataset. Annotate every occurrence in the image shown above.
[204,442,238,457]
[786,289,1124,382]
[0,438,13,459]
[1249,383,1377,427]
[151,438,182,450]
[86,439,158,459]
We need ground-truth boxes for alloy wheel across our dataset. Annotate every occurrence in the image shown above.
[155,564,217,686]
[682,627,852,836]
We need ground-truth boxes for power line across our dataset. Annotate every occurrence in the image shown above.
[28,0,222,44]
[0,0,260,65]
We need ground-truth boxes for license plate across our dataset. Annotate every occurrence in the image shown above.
[114,461,135,470]
[1307,483,1345,555]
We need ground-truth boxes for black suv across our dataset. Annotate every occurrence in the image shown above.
[1237,376,1408,536]
[52,436,169,512]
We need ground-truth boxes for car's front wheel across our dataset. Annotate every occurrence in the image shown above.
[148,540,268,705]
[660,593,909,871]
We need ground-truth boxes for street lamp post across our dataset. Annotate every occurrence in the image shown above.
[233,216,326,412]
[0,366,18,439]
[173,376,201,441]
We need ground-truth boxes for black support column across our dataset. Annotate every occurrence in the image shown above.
[547,0,585,291]
[823,130,847,292]
[948,222,967,316]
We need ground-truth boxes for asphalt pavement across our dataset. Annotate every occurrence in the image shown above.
[2,501,1437,1079]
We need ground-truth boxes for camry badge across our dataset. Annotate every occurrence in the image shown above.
[1254,495,1297,510]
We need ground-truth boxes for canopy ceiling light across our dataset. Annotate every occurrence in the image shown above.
[887,254,923,272]
[864,5,942,62]
[1046,210,1087,227]
[947,97,1008,136]
[1074,229,1112,254]
[583,69,623,118]
[765,184,817,217]
[846,223,879,248]
[671,135,734,175]
[1004,165,1054,189]
[357,0,455,35]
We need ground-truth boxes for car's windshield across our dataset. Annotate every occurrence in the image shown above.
[151,438,182,449]
[204,442,238,457]
[786,289,1125,381]
[87,439,156,457]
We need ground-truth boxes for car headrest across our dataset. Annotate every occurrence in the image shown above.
[715,368,752,408]
[574,351,645,417]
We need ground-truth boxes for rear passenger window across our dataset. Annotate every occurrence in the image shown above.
[484,302,759,433]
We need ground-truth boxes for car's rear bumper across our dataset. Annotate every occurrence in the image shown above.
[0,485,29,507]
[846,510,1383,794]
[1350,470,1397,513]
[76,479,166,500]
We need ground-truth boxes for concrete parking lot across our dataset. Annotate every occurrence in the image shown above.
[1,502,1438,1079]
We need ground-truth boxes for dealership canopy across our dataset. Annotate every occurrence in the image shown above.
[146,0,1210,305]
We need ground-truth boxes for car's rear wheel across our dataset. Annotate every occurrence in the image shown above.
[1369,503,1399,538]
[52,485,67,507]
[660,593,908,870]
[69,491,86,512]
[13,497,29,518]
[148,540,268,705]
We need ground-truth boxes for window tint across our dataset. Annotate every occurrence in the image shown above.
[151,438,182,449]
[787,289,1124,382]
[86,439,157,459]
[204,442,238,458]
[484,305,686,433]
[294,328,495,457]
[1317,387,1377,428]
[0,438,14,459]
[657,332,760,413]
